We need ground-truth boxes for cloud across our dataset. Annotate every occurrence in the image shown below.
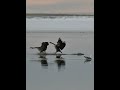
[26,0,94,14]
[27,0,64,6]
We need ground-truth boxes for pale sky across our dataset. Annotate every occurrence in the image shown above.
[26,0,94,14]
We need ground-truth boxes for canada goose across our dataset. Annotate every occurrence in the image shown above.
[57,38,66,50]
[30,42,49,53]
[49,42,62,53]
[49,38,66,53]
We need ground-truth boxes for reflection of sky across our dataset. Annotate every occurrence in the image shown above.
[26,16,94,32]
[26,56,94,90]
[26,0,94,14]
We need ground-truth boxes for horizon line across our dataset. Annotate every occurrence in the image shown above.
[26,13,94,16]
[26,31,94,33]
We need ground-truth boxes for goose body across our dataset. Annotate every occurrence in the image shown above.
[49,38,66,53]
[30,42,49,53]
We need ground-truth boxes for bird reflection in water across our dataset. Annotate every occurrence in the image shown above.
[39,54,48,69]
[55,54,65,71]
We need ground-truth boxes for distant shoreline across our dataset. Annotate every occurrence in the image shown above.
[26,13,94,17]
[26,31,94,33]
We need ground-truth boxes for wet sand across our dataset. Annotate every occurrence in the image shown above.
[26,32,94,90]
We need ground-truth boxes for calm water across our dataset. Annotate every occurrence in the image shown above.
[26,32,94,90]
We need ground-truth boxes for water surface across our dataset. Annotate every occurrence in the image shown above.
[26,32,94,90]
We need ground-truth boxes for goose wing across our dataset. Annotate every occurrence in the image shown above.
[59,42,66,50]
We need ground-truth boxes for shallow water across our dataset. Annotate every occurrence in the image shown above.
[26,32,94,90]
[26,16,94,32]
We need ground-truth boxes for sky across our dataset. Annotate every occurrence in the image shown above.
[26,0,94,14]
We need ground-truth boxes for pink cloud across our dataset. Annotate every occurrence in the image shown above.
[26,0,94,14]
[27,0,63,6]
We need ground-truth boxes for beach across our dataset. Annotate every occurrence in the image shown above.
[26,15,94,90]
[26,32,94,90]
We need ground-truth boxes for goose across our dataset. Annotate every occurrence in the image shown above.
[30,42,49,53]
[49,38,66,53]
[57,38,66,50]
[49,42,62,53]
